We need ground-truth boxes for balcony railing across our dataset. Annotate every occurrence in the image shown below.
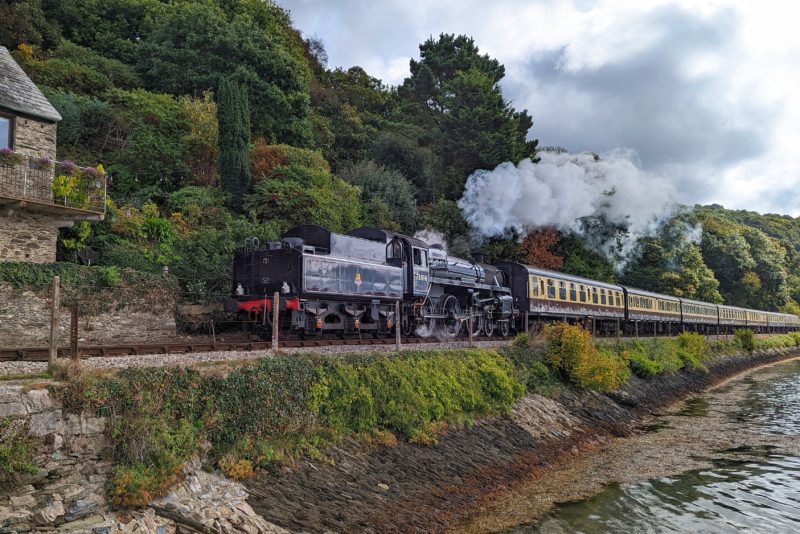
[0,151,106,214]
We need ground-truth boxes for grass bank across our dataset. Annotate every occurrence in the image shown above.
[13,326,797,508]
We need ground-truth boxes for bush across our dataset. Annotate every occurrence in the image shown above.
[338,160,418,233]
[500,339,561,395]
[675,332,708,370]
[98,266,121,287]
[251,141,330,181]
[311,349,524,440]
[0,418,38,484]
[735,329,756,353]
[243,172,361,233]
[790,332,800,347]
[543,324,629,391]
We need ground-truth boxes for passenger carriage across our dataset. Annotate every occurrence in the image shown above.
[622,287,681,336]
[679,298,719,333]
[718,305,747,333]
[495,263,624,334]
[746,309,770,333]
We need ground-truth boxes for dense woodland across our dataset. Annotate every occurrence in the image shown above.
[2,0,799,314]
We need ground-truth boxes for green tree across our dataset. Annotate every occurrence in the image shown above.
[338,160,417,233]
[553,233,616,283]
[217,77,251,211]
[135,0,311,143]
[370,132,434,201]
[622,219,722,303]
[397,34,537,199]
[0,0,62,50]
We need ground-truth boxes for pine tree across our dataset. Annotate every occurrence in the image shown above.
[217,77,251,211]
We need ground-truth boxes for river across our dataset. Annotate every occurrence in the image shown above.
[473,358,800,533]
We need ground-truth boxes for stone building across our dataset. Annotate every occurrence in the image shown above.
[0,46,105,263]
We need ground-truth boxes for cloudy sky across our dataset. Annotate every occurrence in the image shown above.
[278,0,800,215]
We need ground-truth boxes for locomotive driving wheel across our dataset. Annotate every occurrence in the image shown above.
[467,310,483,337]
[401,312,415,337]
[498,320,510,337]
[417,298,437,337]
[440,294,462,338]
[483,316,495,337]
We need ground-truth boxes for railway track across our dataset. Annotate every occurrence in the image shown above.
[0,336,505,362]
[1,330,774,363]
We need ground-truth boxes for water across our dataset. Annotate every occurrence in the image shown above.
[509,359,800,533]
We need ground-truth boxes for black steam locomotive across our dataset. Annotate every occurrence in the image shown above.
[228,224,800,339]
[228,224,513,338]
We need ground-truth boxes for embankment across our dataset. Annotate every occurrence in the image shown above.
[1,330,798,533]
[245,345,799,533]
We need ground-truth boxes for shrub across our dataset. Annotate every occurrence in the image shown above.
[512,332,531,348]
[99,266,120,287]
[675,332,708,370]
[338,160,418,233]
[735,329,756,353]
[543,324,628,392]
[499,340,561,395]
[251,141,330,182]
[0,418,38,484]
[311,349,524,440]
[790,332,800,347]
[243,173,361,233]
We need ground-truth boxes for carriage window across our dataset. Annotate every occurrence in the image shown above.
[569,283,577,301]
[532,277,539,297]
[559,281,567,300]
[616,292,622,307]
[592,288,598,304]
[547,279,556,299]
[580,285,587,302]
[600,289,607,305]
[540,280,545,297]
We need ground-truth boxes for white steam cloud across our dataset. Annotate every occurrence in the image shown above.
[457,150,678,261]
[414,229,448,252]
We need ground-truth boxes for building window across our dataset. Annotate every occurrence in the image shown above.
[0,114,13,150]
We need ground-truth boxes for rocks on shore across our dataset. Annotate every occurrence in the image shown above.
[0,384,286,534]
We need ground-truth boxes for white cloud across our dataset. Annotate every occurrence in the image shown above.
[279,0,800,215]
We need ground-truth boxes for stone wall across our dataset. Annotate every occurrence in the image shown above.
[0,212,58,263]
[0,384,287,534]
[0,384,114,532]
[0,283,179,347]
[13,116,57,160]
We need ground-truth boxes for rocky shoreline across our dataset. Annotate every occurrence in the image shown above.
[1,346,796,534]
[244,346,798,533]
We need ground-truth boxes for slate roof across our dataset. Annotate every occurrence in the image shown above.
[0,46,61,123]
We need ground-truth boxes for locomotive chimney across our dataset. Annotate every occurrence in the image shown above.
[472,250,485,264]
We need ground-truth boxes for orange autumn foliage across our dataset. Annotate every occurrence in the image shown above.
[522,228,564,270]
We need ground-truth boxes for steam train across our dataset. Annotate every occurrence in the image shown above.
[227,224,800,339]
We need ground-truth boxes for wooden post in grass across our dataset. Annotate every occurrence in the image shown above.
[48,276,60,372]
[468,307,474,347]
[272,292,279,351]
[70,304,79,362]
[395,300,402,352]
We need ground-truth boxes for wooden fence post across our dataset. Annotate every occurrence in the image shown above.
[395,301,402,352]
[48,276,60,372]
[272,292,279,352]
[70,304,79,362]
[468,307,474,347]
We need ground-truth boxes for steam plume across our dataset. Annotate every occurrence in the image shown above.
[457,150,678,261]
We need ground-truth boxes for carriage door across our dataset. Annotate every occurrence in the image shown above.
[411,247,431,296]
[386,237,408,294]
